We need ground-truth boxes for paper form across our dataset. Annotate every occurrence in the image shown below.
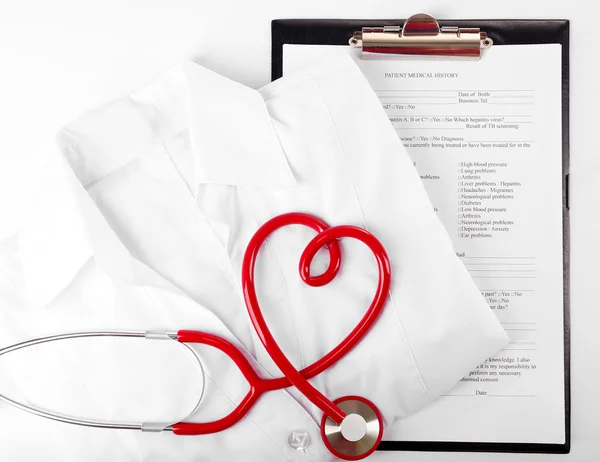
[283,44,565,444]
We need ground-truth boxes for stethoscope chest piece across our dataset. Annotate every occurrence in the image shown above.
[320,396,383,460]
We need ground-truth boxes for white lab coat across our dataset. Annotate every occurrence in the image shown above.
[0,54,507,461]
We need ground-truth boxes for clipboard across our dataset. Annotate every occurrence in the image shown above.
[272,15,570,455]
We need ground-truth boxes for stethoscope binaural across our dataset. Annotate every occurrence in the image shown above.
[0,212,391,460]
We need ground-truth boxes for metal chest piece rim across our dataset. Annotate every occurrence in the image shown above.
[320,396,383,460]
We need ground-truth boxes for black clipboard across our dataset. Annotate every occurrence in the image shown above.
[272,17,570,455]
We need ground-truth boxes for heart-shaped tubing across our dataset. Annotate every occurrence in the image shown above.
[241,212,391,425]
[173,213,390,436]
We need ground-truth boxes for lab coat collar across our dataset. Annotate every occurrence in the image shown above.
[184,53,362,190]
[183,61,297,189]
[54,65,195,298]
[63,161,187,297]
[52,60,303,302]
[50,65,199,305]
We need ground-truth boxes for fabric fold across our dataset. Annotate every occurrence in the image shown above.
[184,61,297,189]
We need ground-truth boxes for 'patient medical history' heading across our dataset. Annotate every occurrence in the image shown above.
[384,72,459,78]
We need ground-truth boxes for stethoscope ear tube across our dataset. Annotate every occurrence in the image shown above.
[0,331,206,432]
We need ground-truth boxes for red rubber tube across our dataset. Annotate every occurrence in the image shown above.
[241,213,391,425]
[172,212,391,435]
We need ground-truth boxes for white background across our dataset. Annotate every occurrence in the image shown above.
[0,1,597,461]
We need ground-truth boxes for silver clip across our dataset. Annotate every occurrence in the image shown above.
[349,13,492,58]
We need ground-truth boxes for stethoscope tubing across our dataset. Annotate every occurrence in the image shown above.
[241,212,391,425]
[0,212,391,446]
[0,330,205,432]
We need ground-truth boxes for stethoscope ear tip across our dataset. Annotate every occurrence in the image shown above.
[320,396,383,460]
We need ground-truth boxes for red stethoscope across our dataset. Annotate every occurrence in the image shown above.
[0,213,391,460]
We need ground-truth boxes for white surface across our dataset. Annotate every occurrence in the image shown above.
[0,1,597,461]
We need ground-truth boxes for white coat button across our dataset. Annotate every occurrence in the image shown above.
[287,430,310,454]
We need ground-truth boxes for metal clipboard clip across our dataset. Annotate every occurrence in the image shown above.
[349,13,492,59]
